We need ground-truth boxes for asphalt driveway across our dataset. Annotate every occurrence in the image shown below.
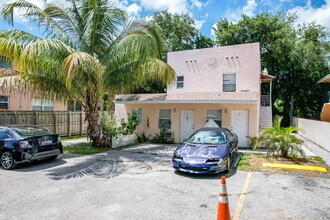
[0,143,330,220]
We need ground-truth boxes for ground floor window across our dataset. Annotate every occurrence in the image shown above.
[132,108,142,124]
[206,109,222,127]
[159,109,171,129]
[67,100,83,111]
[32,98,54,111]
[0,96,9,110]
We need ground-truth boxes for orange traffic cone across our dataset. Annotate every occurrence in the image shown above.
[217,176,231,220]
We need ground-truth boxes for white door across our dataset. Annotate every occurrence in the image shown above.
[231,110,249,148]
[180,110,194,142]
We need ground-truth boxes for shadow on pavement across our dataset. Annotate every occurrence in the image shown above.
[12,158,67,172]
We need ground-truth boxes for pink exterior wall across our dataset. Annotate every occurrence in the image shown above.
[115,103,258,144]
[167,42,261,93]
[0,89,67,111]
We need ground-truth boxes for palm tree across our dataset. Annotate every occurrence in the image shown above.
[0,0,175,146]
[260,116,303,157]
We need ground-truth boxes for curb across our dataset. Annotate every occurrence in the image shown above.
[263,163,327,173]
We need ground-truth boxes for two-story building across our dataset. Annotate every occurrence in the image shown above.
[114,43,273,147]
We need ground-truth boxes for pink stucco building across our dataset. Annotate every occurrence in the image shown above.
[0,66,80,112]
[115,42,273,147]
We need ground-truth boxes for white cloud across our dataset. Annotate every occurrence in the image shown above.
[223,0,258,23]
[1,0,64,24]
[144,15,153,21]
[195,19,205,30]
[242,0,257,16]
[191,0,203,9]
[210,22,217,37]
[288,0,330,31]
[140,0,188,13]
[126,3,142,17]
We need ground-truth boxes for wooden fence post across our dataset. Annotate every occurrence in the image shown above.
[80,112,83,135]
[54,112,58,133]
[68,111,71,137]
[35,111,38,126]
[15,111,19,125]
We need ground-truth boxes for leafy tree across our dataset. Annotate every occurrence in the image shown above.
[153,10,198,60]
[195,33,214,49]
[213,12,330,125]
[0,0,175,146]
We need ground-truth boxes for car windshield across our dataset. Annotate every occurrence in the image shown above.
[13,127,52,136]
[186,131,227,144]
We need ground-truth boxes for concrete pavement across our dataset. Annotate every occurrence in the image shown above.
[1,143,330,220]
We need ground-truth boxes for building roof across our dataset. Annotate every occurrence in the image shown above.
[318,74,330,83]
[114,91,259,104]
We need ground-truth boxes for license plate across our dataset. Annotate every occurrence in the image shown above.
[39,139,52,146]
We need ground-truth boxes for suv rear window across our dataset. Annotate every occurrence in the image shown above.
[13,127,52,136]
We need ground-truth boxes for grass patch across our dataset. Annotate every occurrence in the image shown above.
[64,142,110,155]
[236,152,329,174]
[312,156,326,164]
[62,136,86,141]
[237,153,259,171]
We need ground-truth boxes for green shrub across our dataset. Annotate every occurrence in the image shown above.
[101,112,138,138]
[150,129,174,144]
[137,132,150,143]
[258,116,304,157]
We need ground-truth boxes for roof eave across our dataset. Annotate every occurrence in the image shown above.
[113,100,258,104]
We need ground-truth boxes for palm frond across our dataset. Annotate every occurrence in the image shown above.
[62,51,103,96]
[0,29,41,63]
[1,0,73,44]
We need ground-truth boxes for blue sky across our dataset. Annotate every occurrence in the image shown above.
[0,0,329,39]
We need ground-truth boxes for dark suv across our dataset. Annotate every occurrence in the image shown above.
[0,126,63,170]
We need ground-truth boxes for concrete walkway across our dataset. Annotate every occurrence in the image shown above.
[298,134,330,166]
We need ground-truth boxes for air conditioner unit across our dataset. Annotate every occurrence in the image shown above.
[164,131,174,139]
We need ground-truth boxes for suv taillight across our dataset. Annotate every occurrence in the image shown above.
[19,140,32,148]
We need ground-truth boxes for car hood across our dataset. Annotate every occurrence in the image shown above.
[175,143,229,160]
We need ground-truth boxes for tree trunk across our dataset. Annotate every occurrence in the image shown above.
[84,88,110,147]
[289,95,294,126]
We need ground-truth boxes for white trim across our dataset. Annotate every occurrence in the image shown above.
[114,100,257,104]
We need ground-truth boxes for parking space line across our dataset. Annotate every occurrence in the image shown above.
[232,172,252,220]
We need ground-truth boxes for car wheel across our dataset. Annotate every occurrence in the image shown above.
[48,155,58,160]
[0,151,17,170]
[225,155,231,172]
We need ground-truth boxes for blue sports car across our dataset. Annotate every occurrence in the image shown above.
[172,126,238,174]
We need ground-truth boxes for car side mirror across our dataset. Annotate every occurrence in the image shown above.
[183,138,187,142]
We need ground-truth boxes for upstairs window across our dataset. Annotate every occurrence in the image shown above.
[32,98,54,111]
[159,109,171,129]
[206,109,222,127]
[177,76,184,89]
[132,108,142,124]
[0,96,9,110]
[223,73,236,92]
[68,100,83,111]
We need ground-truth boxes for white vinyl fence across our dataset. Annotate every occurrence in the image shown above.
[112,134,137,148]
[293,117,330,152]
